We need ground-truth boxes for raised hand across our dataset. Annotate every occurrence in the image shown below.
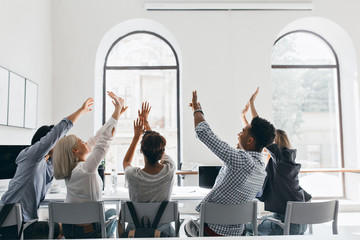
[138,102,152,131]
[249,87,259,104]
[249,87,259,118]
[138,102,151,121]
[107,91,128,120]
[134,118,144,138]
[81,97,94,113]
[190,90,201,111]
[67,97,94,124]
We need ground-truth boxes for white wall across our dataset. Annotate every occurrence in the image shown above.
[50,1,360,155]
[0,0,53,145]
[1,0,359,200]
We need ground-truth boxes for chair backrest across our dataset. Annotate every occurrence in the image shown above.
[283,200,339,235]
[0,203,23,240]
[199,201,258,236]
[48,201,106,238]
[120,201,179,236]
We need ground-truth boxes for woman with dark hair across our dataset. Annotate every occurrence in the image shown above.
[242,88,311,236]
[121,102,175,235]
[123,102,175,202]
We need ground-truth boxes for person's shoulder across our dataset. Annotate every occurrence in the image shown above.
[162,154,175,164]
[124,165,140,175]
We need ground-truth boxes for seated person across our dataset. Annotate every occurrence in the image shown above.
[1,98,93,239]
[185,90,276,237]
[243,88,312,235]
[120,102,176,236]
[52,92,127,238]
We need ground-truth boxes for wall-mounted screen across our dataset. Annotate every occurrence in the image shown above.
[24,80,38,129]
[8,72,25,127]
[0,67,9,125]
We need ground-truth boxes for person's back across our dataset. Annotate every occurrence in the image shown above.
[122,102,176,237]
[125,154,175,202]
[254,129,311,235]
[260,143,311,215]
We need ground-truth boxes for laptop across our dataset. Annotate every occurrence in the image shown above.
[198,166,221,189]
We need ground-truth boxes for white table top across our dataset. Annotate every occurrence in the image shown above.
[43,186,210,203]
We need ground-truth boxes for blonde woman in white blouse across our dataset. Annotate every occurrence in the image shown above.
[52,91,127,238]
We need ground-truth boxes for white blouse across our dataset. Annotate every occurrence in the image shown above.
[64,117,117,203]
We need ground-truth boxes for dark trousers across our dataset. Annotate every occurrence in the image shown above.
[24,221,60,239]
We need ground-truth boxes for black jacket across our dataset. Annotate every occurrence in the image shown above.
[256,143,312,215]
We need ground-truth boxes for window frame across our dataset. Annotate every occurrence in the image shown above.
[102,30,181,174]
[272,30,345,198]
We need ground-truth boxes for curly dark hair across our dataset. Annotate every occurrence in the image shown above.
[140,131,166,165]
[249,117,276,152]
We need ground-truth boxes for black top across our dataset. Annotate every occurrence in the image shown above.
[256,143,312,215]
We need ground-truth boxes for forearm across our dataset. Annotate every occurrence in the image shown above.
[84,121,116,172]
[67,108,86,124]
[241,114,249,126]
[111,107,121,120]
[143,120,152,131]
[123,136,141,168]
[249,102,259,118]
[194,111,205,127]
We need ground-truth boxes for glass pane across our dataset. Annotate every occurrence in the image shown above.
[272,68,343,197]
[272,32,336,65]
[106,33,177,66]
[105,69,178,175]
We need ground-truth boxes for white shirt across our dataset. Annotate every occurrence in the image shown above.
[65,117,117,203]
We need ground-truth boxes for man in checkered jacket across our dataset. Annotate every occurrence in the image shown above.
[185,90,275,237]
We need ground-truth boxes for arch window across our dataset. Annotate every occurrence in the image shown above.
[103,31,180,175]
[272,31,344,197]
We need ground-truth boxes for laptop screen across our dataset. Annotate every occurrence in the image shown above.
[198,166,221,189]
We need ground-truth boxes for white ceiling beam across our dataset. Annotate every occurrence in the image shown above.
[145,3,313,11]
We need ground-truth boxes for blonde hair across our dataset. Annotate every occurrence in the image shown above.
[275,129,292,149]
[52,134,79,179]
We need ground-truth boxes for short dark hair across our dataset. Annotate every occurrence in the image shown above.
[140,131,166,165]
[249,117,275,152]
[31,125,54,145]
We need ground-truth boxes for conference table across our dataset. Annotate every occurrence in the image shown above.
[43,186,210,214]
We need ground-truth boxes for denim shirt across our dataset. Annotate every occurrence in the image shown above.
[1,118,73,222]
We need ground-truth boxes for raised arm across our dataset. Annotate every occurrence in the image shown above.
[138,101,152,131]
[87,92,128,148]
[108,91,128,121]
[67,98,94,124]
[241,102,250,127]
[83,92,127,172]
[249,87,259,118]
[190,91,205,127]
[123,118,144,169]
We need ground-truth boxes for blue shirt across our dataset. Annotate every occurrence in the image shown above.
[195,121,266,236]
[1,118,73,222]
